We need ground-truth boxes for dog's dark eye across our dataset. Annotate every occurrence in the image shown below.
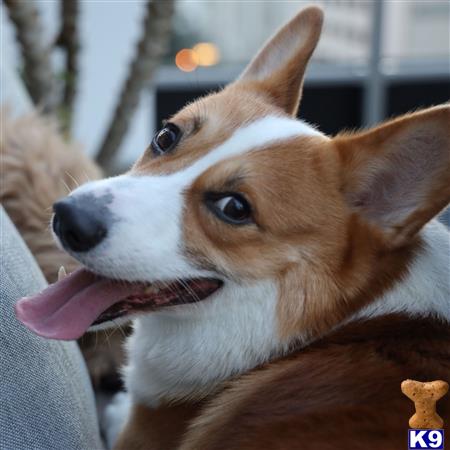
[151,123,182,156]
[205,193,252,225]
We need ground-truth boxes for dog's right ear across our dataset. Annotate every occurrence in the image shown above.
[235,6,323,116]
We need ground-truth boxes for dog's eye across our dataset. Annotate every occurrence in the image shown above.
[151,123,182,156]
[205,193,253,225]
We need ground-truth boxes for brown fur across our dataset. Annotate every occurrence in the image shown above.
[239,5,323,115]
[114,403,203,450]
[116,6,449,449]
[132,87,281,176]
[181,107,447,341]
[131,7,324,178]
[0,109,101,281]
[336,105,450,248]
[117,315,450,450]
[0,109,126,389]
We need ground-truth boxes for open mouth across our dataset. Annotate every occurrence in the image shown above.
[15,268,222,341]
[92,277,222,325]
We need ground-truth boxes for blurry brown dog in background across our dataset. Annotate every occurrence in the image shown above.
[0,109,126,392]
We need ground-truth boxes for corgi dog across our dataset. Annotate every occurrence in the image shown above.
[16,6,450,450]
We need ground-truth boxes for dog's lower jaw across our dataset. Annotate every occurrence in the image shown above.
[121,279,289,408]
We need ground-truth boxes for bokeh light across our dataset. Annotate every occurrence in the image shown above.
[175,48,199,72]
[175,43,220,72]
[192,42,220,66]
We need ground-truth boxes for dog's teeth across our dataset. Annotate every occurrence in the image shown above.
[145,285,160,294]
[58,266,67,281]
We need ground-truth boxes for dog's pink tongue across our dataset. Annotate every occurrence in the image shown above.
[15,268,142,341]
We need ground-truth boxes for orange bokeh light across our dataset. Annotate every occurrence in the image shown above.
[175,43,220,72]
[192,42,220,66]
[175,49,199,72]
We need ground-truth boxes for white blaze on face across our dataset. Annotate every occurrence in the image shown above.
[67,115,322,283]
[61,115,323,404]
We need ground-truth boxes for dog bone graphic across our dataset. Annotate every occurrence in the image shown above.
[401,379,449,429]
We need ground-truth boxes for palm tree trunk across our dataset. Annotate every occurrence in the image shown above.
[96,0,175,171]
[56,0,80,134]
[3,0,56,113]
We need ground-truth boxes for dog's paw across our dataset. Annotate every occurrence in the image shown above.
[103,391,131,449]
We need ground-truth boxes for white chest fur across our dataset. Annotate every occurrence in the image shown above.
[123,279,288,407]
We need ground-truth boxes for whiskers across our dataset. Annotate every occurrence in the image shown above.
[178,278,202,304]
[102,325,118,349]
[157,278,203,306]
[65,170,81,189]
[58,170,83,196]
[81,170,93,184]
[60,178,72,195]
[112,319,129,339]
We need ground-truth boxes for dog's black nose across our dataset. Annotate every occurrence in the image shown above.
[53,197,107,252]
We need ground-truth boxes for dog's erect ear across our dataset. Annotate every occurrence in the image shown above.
[236,6,323,116]
[336,105,450,248]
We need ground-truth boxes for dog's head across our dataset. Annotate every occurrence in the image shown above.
[17,7,450,346]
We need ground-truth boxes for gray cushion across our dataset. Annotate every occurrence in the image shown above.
[0,206,104,450]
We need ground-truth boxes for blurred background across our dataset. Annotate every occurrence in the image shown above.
[2,0,449,172]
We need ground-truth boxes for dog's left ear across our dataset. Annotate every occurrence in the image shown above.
[236,6,323,116]
[336,104,450,248]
